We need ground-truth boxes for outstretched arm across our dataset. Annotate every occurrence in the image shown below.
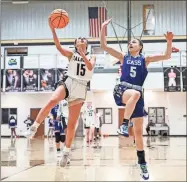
[100,18,124,64]
[48,18,73,60]
[145,32,174,66]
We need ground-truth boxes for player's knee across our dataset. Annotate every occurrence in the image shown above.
[132,91,141,101]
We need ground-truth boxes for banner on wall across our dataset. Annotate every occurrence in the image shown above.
[181,51,186,67]
[57,55,69,69]
[162,52,181,67]
[5,69,21,92]
[23,56,39,69]
[57,68,68,82]
[40,69,55,91]
[163,67,181,92]
[182,67,187,92]
[1,70,3,92]
[5,56,21,69]
[40,55,56,68]
[22,69,38,92]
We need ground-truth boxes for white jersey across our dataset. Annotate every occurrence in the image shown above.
[57,100,68,118]
[83,108,95,127]
[67,51,94,81]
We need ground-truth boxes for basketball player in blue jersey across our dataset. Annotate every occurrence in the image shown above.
[50,104,59,120]
[100,18,173,180]
[29,18,96,167]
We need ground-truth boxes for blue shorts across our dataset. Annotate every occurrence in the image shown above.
[113,84,144,119]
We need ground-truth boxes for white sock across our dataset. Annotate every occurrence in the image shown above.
[33,121,40,128]
[63,146,70,153]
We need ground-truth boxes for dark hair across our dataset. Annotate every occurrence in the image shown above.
[136,38,143,54]
[10,116,15,119]
[74,37,88,51]
[128,38,143,54]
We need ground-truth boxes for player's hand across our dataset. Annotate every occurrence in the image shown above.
[77,45,84,56]
[102,18,112,27]
[48,16,55,30]
[164,31,174,41]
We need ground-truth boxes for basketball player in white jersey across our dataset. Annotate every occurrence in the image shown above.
[29,18,96,167]
[168,68,176,86]
[83,105,95,144]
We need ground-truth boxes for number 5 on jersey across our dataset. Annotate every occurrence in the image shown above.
[130,66,136,77]
[77,63,86,76]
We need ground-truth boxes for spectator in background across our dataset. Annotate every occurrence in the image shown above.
[9,116,18,138]
[47,116,54,139]
[94,111,102,139]
[146,120,155,136]
[24,115,34,130]
[53,116,68,159]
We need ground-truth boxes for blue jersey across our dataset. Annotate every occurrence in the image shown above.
[54,120,61,132]
[50,104,59,119]
[48,118,54,127]
[60,116,67,135]
[9,118,17,128]
[120,54,148,86]
[53,119,67,134]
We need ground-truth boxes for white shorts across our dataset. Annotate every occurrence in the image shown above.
[168,78,176,86]
[57,77,88,105]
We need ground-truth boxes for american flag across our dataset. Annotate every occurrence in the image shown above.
[88,7,107,38]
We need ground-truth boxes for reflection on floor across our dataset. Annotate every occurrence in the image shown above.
[1,136,186,181]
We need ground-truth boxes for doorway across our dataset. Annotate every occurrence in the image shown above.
[148,107,165,124]
[30,108,44,139]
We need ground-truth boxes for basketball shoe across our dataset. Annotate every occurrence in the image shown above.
[139,163,149,180]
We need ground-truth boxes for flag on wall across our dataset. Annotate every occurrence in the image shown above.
[88,7,107,37]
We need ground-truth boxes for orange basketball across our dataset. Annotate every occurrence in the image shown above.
[49,9,69,29]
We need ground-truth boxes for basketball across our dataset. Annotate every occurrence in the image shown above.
[49,9,69,29]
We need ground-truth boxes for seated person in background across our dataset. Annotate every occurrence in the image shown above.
[146,121,155,136]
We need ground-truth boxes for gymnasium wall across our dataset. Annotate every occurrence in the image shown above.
[91,72,165,91]
[90,91,186,136]
[1,91,186,136]
[1,41,186,70]
[1,42,186,55]
[1,1,186,40]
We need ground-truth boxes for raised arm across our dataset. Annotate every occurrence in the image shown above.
[77,46,96,71]
[145,32,174,66]
[100,18,124,64]
[48,18,73,60]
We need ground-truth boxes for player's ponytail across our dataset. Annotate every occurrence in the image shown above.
[136,39,143,54]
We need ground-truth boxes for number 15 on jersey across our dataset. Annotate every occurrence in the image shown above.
[76,63,86,76]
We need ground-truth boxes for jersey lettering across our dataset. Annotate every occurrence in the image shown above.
[76,63,86,76]
[130,66,137,77]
